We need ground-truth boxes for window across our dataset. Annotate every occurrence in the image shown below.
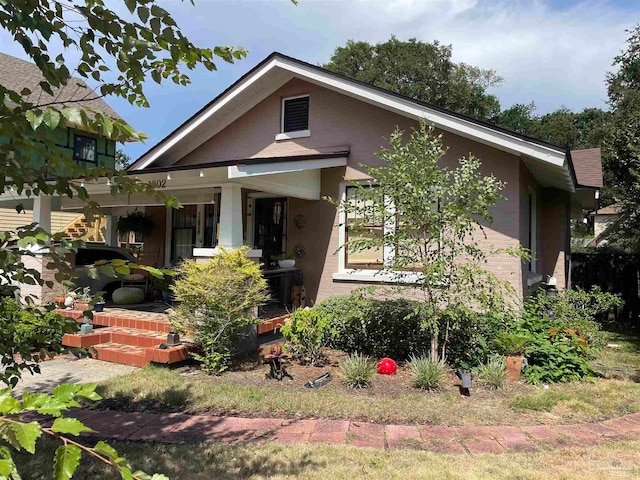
[74,135,97,163]
[203,195,222,248]
[345,186,384,269]
[281,95,309,133]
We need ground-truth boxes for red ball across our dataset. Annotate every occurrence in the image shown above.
[377,357,397,375]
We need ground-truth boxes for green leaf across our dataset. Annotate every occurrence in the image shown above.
[62,107,83,126]
[25,110,43,130]
[53,384,80,403]
[0,396,20,415]
[51,417,94,436]
[93,440,119,460]
[42,109,61,130]
[124,0,137,14]
[11,421,42,454]
[53,444,81,480]
[138,6,149,23]
[76,383,101,401]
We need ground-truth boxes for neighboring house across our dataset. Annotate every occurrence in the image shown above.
[589,204,622,247]
[2,52,601,305]
[0,53,117,241]
[0,52,120,298]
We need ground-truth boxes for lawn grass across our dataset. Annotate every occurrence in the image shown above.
[97,364,640,426]
[16,437,640,479]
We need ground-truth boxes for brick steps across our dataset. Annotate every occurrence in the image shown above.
[59,308,189,367]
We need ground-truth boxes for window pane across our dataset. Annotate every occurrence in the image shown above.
[345,186,383,269]
[74,136,97,163]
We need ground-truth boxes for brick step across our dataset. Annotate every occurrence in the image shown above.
[91,342,149,367]
[57,309,172,333]
[63,326,168,349]
[90,341,189,367]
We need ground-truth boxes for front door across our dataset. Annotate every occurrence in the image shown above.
[254,197,287,266]
[171,204,197,262]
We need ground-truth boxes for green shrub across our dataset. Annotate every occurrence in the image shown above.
[515,287,621,384]
[0,297,78,386]
[522,287,622,350]
[445,309,511,370]
[316,291,429,360]
[475,355,507,390]
[524,328,593,384]
[338,353,376,388]
[408,354,448,390]
[171,247,269,374]
[494,331,531,356]
[281,308,332,365]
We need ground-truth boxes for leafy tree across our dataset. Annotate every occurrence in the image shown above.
[332,122,522,361]
[491,102,536,134]
[0,0,252,476]
[324,36,503,120]
[115,149,132,170]
[603,23,640,248]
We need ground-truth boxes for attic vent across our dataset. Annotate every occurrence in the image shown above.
[282,95,309,133]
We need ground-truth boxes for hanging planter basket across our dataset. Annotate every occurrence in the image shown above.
[117,211,156,237]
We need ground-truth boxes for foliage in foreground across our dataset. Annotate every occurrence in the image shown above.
[0,384,165,479]
[281,308,332,366]
[408,354,448,391]
[0,298,79,387]
[171,247,269,374]
[338,353,377,389]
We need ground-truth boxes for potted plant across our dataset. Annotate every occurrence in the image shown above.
[93,292,106,312]
[46,284,73,308]
[74,286,93,312]
[494,331,531,382]
[273,252,296,269]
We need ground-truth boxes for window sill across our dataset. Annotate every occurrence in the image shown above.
[333,270,423,284]
[275,130,310,141]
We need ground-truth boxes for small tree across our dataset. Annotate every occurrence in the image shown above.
[171,247,269,374]
[334,122,522,361]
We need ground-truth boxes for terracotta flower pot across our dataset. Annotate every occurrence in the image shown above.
[506,356,524,382]
[54,296,66,308]
[75,301,91,312]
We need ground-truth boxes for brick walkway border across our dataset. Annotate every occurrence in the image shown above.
[46,409,640,453]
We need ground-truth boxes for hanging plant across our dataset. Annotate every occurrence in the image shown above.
[116,211,156,237]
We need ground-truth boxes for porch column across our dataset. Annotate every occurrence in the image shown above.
[218,183,243,248]
[104,215,118,246]
[32,196,51,235]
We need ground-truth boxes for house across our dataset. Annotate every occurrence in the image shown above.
[0,52,116,243]
[589,204,622,247]
[2,52,601,305]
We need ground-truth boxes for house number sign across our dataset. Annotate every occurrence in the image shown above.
[149,179,167,188]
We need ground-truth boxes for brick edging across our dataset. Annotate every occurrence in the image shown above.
[61,409,640,453]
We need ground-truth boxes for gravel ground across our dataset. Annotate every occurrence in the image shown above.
[12,356,135,396]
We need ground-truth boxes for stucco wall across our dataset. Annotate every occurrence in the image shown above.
[539,188,570,289]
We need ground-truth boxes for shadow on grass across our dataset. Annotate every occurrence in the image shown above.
[16,436,323,480]
[94,380,194,413]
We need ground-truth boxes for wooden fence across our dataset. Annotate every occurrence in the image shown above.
[570,252,640,326]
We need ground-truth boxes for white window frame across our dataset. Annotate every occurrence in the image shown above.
[275,94,310,141]
[333,181,423,284]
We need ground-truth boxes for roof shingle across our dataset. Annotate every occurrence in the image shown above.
[571,147,603,188]
[0,52,121,120]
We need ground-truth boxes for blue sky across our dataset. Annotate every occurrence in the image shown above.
[1,0,638,160]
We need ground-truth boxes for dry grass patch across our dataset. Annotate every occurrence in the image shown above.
[97,361,640,426]
[16,437,640,479]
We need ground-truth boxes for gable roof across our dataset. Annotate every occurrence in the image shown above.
[0,52,121,120]
[129,52,576,192]
[571,147,603,188]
